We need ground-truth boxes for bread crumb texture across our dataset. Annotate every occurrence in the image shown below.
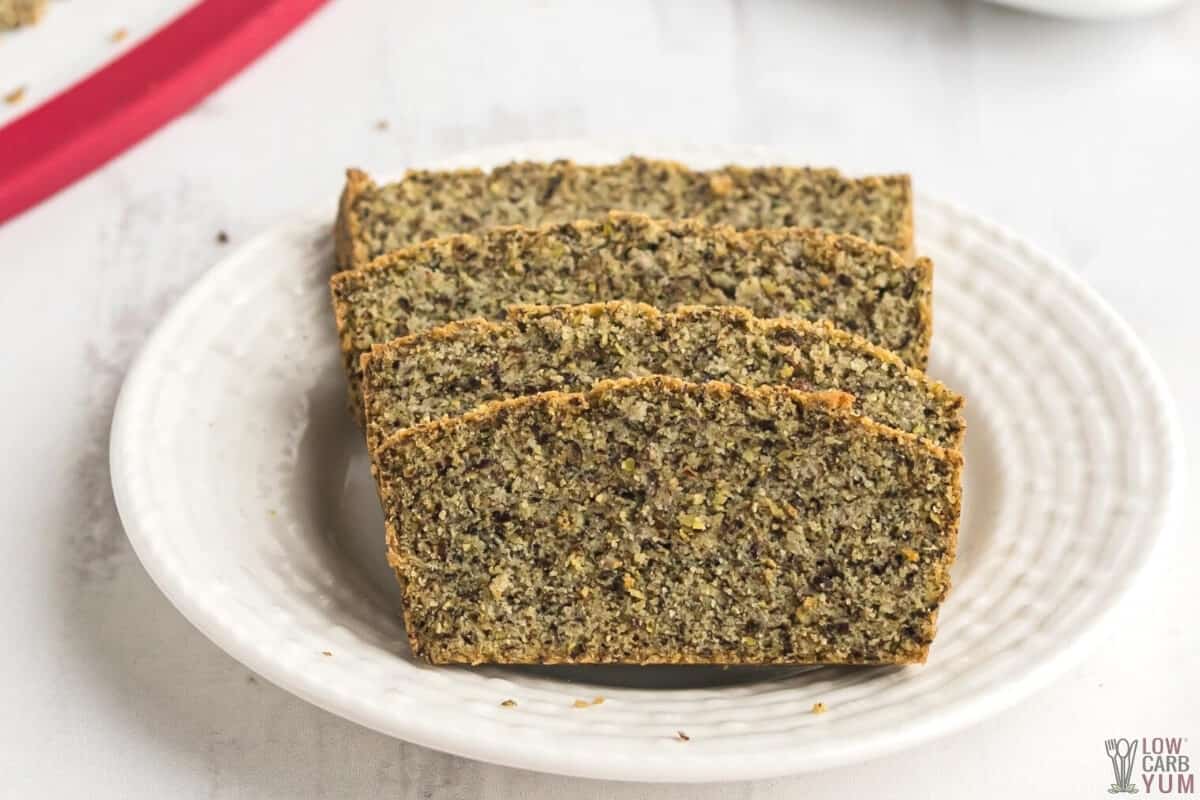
[333,213,932,422]
[376,376,961,666]
[0,0,46,30]
[361,301,961,457]
[334,157,914,273]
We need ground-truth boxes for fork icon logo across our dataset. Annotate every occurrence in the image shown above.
[1107,738,1140,794]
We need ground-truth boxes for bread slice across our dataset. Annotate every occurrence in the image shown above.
[0,0,46,29]
[332,213,933,419]
[375,376,961,665]
[335,157,914,272]
[361,302,963,455]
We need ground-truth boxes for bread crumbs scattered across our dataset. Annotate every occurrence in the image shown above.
[375,119,390,131]
[5,86,27,106]
[216,230,230,244]
[111,28,128,43]
[321,651,332,657]
[572,696,605,708]
[500,699,517,708]
[811,702,828,714]
[676,730,690,742]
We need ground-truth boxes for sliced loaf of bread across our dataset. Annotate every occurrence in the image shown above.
[375,376,961,665]
[361,302,962,454]
[332,213,933,418]
[336,157,914,271]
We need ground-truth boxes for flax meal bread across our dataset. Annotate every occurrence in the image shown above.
[374,376,962,666]
[361,301,964,456]
[335,157,914,272]
[0,0,45,29]
[332,213,933,419]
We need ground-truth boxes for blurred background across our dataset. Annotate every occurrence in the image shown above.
[1,1,1197,798]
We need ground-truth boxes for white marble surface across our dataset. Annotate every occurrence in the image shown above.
[0,0,195,123]
[1,0,1197,797]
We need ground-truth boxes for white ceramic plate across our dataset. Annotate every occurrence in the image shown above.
[110,141,1183,783]
[984,0,1183,19]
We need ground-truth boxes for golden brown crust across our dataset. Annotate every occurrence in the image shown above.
[912,256,934,371]
[328,280,364,423]
[391,315,506,346]
[384,549,423,658]
[334,168,373,273]
[893,174,915,260]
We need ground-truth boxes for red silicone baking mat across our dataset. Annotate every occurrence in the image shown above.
[0,0,328,224]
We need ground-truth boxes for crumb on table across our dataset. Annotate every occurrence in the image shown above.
[811,702,828,714]
[572,696,605,709]
[500,699,517,708]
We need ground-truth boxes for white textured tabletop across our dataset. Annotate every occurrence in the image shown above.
[1,1,1197,797]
